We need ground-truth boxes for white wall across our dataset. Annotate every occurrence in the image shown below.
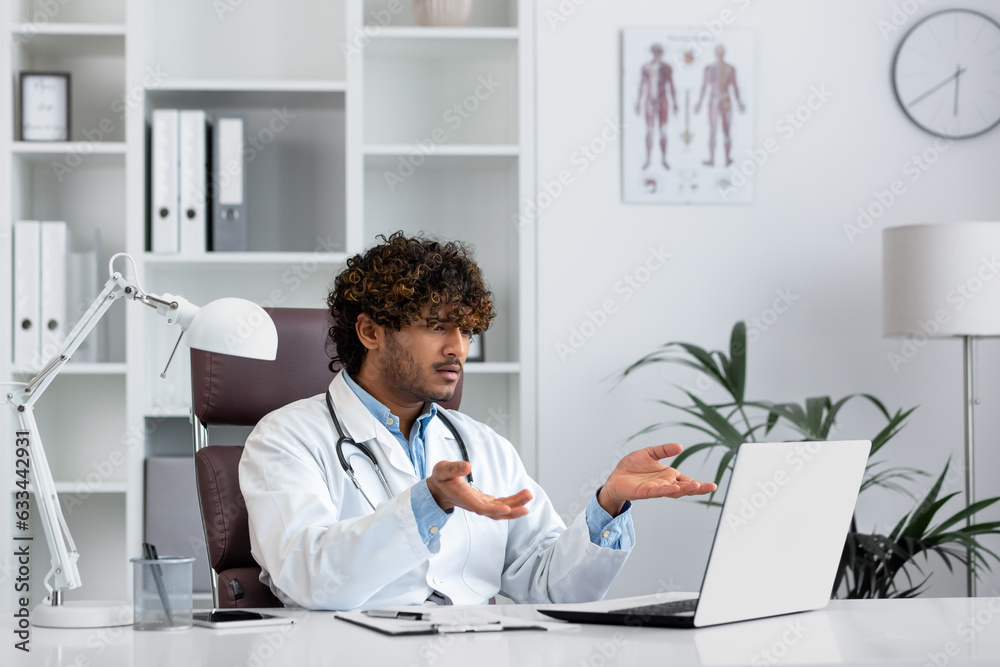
[535,0,1000,599]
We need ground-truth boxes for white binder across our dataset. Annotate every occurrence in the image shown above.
[13,221,41,368]
[212,115,247,251]
[151,109,179,253]
[39,221,68,364]
[67,240,100,363]
[179,110,208,254]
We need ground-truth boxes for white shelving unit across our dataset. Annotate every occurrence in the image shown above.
[3,0,535,609]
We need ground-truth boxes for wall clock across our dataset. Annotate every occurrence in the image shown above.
[891,9,1000,139]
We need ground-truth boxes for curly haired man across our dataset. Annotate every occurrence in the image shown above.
[240,232,714,610]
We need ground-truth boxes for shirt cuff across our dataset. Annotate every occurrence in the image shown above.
[411,479,453,550]
[585,489,635,551]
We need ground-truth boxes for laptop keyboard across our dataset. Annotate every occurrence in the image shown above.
[612,597,699,616]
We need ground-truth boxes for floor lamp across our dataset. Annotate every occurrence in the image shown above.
[883,222,1000,597]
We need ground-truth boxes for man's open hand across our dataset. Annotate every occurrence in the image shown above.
[597,444,717,516]
[426,460,532,520]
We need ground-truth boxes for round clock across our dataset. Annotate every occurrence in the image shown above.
[891,9,1000,139]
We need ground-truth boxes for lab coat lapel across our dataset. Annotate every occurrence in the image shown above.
[327,372,417,477]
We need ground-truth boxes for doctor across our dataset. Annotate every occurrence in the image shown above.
[240,232,716,610]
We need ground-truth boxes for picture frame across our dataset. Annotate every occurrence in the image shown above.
[622,28,755,205]
[20,72,71,141]
[466,333,485,363]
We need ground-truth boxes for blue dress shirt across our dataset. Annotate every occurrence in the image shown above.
[341,371,633,551]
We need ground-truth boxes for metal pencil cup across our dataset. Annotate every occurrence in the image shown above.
[131,556,195,630]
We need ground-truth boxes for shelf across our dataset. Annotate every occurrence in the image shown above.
[463,363,519,374]
[151,79,347,94]
[365,144,518,156]
[145,407,191,420]
[366,33,517,60]
[11,23,126,37]
[13,141,126,155]
[371,27,519,40]
[364,147,518,172]
[11,363,127,376]
[144,251,349,266]
[12,30,124,58]
[20,481,129,494]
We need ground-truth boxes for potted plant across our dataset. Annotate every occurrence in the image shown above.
[616,321,1000,598]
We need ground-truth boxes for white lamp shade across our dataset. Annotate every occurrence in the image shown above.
[186,298,278,360]
[883,222,1000,337]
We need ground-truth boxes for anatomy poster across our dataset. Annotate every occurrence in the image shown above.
[622,28,755,204]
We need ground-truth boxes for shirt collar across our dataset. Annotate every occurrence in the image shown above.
[342,370,438,433]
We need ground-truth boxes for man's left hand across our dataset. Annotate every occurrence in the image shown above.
[597,443,717,516]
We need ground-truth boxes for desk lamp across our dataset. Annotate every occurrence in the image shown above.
[6,253,278,627]
[883,222,1000,597]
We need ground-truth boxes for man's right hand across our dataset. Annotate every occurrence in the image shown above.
[426,460,532,520]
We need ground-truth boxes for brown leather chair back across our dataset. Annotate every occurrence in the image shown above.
[191,307,463,608]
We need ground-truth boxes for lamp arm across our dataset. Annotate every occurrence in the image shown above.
[5,254,196,604]
[14,408,81,598]
[16,273,133,410]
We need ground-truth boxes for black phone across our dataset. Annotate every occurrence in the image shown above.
[191,610,293,629]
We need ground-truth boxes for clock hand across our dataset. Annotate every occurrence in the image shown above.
[907,66,967,108]
[953,64,961,116]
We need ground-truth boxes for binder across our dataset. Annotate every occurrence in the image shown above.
[179,110,208,254]
[67,230,101,363]
[212,115,247,251]
[13,221,41,368]
[39,221,68,364]
[151,109,179,253]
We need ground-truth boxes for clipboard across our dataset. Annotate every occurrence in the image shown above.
[334,611,547,636]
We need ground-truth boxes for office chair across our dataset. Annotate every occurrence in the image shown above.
[190,307,464,608]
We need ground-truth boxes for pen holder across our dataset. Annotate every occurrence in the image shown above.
[130,556,195,631]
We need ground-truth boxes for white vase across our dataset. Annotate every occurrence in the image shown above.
[411,0,473,27]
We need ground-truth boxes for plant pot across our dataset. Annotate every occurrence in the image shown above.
[411,0,473,27]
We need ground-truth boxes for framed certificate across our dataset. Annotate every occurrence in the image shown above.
[20,72,71,141]
[467,333,485,362]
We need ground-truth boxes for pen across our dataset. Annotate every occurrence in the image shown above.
[363,609,429,621]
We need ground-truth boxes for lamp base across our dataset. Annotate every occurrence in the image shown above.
[32,600,133,628]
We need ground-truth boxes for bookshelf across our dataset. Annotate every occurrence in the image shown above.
[2,0,535,609]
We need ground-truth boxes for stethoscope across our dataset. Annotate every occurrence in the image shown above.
[326,391,472,510]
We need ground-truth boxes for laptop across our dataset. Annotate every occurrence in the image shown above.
[540,440,871,628]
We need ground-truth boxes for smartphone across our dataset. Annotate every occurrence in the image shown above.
[192,610,294,629]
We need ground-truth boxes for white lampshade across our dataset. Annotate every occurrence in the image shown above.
[883,222,1000,337]
[186,298,278,359]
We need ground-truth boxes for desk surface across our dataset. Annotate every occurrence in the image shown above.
[10,596,1000,666]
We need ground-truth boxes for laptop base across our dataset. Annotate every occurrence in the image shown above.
[539,608,695,628]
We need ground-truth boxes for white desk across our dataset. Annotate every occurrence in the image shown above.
[10,597,1000,666]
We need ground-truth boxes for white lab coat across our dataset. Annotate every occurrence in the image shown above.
[239,372,631,610]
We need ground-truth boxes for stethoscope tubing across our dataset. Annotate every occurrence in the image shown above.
[326,390,472,510]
